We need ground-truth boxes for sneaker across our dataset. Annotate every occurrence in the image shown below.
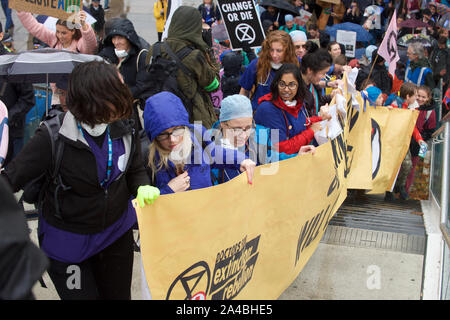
[104,6,110,11]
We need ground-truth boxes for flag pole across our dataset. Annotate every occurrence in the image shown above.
[365,54,379,87]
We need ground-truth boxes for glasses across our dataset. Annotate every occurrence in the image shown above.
[224,123,253,135]
[156,127,185,141]
[295,44,306,50]
[278,81,298,90]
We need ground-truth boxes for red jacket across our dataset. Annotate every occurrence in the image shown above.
[258,93,323,155]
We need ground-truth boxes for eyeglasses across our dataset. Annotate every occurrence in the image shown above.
[223,123,253,135]
[295,44,307,50]
[278,81,298,90]
[156,127,185,141]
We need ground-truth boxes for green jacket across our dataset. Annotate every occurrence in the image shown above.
[146,6,220,128]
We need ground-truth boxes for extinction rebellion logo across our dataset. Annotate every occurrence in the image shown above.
[166,235,261,300]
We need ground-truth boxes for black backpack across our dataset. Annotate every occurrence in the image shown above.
[220,52,244,99]
[21,113,70,219]
[144,42,195,121]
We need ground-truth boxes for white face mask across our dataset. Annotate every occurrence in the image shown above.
[114,49,128,59]
[81,123,108,137]
[284,99,297,107]
[271,62,283,70]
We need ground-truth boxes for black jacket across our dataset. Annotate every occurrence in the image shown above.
[0,47,35,138]
[98,19,152,102]
[355,63,393,95]
[0,175,48,300]
[3,112,149,234]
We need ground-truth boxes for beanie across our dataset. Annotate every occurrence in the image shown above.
[366,86,382,104]
[219,95,253,122]
[290,30,307,43]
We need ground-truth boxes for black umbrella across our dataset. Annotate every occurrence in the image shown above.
[260,0,299,16]
[0,48,104,114]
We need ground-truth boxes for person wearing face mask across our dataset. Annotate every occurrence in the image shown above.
[209,94,315,184]
[239,30,300,111]
[99,18,152,129]
[143,91,255,194]
[1,61,160,299]
[255,63,331,155]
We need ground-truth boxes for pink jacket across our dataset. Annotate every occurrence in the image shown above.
[18,11,98,54]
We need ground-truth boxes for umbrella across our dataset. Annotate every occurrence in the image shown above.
[0,49,104,113]
[398,19,430,29]
[260,0,299,16]
[36,6,96,31]
[325,22,373,42]
[398,34,433,47]
[437,12,450,29]
[429,1,450,16]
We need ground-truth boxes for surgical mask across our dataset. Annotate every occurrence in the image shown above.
[81,122,108,137]
[271,62,282,70]
[114,49,128,59]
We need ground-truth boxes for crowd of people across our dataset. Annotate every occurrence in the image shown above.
[0,0,449,300]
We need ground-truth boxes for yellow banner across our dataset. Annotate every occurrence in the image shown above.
[134,91,418,300]
[367,106,419,194]
[134,133,348,300]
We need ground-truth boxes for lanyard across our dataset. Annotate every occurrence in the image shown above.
[309,84,319,114]
[78,123,113,187]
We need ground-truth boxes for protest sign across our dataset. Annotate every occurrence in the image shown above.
[217,0,265,50]
[9,0,81,21]
[294,9,312,27]
[336,30,357,58]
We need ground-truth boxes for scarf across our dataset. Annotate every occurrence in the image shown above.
[258,93,303,118]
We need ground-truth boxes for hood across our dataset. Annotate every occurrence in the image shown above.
[104,18,142,50]
[143,92,190,142]
[167,6,209,52]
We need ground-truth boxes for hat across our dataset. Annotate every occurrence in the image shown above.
[365,45,377,62]
[366,86,382,104]
[285,14,294,22]
[290,30,307,43]
[219,95,253,122]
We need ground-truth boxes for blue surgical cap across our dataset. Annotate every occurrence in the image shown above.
[219,94,253,122]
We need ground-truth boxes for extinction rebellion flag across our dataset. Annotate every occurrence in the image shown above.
[378,10,400,78]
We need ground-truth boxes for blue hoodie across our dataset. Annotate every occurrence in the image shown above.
[143,92,246,194]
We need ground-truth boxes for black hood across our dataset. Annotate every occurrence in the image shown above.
[103,18,142,50]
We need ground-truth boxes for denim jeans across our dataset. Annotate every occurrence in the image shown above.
[104,0,109,8]
[1,0,13,31]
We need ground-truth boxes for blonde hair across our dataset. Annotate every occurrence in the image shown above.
[257,30,299,85]
[148,127,192,180]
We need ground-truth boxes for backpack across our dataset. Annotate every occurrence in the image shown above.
[20,112,70,219]
[144,41,195,121]
[220,52,244,99]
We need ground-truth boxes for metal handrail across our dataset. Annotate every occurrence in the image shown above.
[439,121,450,247]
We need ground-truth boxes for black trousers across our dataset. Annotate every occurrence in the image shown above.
[47,228,134,300]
